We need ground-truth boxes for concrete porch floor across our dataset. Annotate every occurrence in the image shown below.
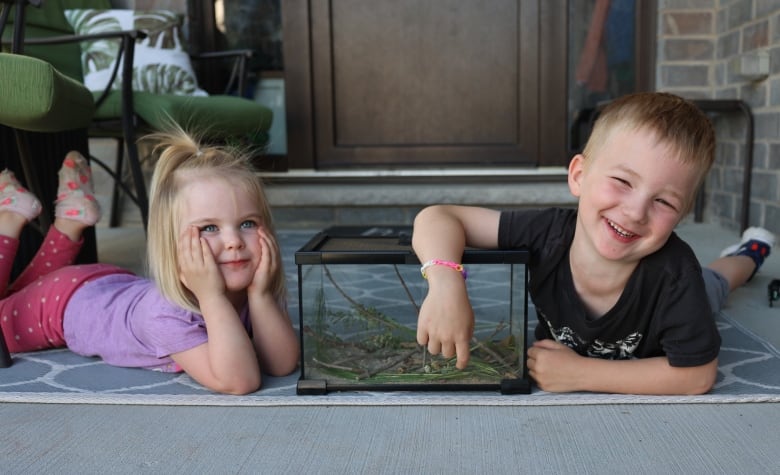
[0,220,776,474]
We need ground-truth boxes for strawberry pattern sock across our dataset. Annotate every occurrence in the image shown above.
[0,169,42,222]
[54,151,101,225]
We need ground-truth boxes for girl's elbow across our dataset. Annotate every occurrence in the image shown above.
[212,374,262,395]
[265,355,300,377]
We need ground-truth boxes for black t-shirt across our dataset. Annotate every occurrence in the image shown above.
[498,208,720,367]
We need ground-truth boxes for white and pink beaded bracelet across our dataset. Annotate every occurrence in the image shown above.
[420,259,468,280]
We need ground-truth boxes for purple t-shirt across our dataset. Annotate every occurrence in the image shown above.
[63,273,251,372]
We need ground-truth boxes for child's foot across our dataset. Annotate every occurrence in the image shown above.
[720,227,775,280]
[54,151,101,225]
[0,169,42,221]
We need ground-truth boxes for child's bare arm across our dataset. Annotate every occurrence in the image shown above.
[172,226,261,395]
[527,339,718,395]
[412,205,502,369]
[171,303,261,395]
[247,228,299,376]
[247,292,299,376]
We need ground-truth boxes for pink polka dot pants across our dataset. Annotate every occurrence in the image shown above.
[0,227,83,352]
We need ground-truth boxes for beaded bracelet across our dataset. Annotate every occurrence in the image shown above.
[420,259,468,280]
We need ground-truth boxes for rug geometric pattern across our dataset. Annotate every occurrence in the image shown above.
[2,231,779,406]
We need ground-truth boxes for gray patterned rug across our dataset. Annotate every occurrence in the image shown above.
[2,312,779,406]
[1,230,779,406]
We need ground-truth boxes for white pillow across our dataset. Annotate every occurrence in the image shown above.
[64,9,208,96]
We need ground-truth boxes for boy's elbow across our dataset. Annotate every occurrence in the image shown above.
[681,359,718,395]
[414,204,457,224]
[414,205,439,227]
[683,378,714,395]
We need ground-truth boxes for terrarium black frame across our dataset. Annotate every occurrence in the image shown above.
[295,226,531,395]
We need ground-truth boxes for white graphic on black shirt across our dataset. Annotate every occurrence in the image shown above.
[541,313,643,360]
[587,332,643,359]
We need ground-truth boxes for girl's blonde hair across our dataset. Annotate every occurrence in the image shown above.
[144,126,285,313]
[583,92,716,191]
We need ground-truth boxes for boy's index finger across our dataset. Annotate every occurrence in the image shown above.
[455,341,471,369]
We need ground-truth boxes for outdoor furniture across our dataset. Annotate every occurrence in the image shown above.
[0,1,97,365]
[3,0,274,228]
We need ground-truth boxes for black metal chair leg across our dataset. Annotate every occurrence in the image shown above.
[109,137,125,227]
[13,129,51,232]
[118,36,148,231]
[123,137,148,230]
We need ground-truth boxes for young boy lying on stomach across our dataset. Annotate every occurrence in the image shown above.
[412,92,774,395]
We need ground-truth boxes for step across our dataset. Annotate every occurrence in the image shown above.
[261,168,574,228]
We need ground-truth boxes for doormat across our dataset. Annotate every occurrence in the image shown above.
[1,230,779,406]
[1,312,778,406]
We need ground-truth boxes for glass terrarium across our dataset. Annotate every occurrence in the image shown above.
[295,226,530,395]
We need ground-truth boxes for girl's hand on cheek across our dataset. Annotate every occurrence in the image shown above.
[249,227,279,295]
[177,225,224,299]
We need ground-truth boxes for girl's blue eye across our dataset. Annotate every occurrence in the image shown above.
[200,224,218,233]
[241,220,259,230]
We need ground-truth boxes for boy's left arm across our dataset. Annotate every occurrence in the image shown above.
[527,339,718,395]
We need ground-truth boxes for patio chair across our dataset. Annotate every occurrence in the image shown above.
[0,1,98,365]
[3,0,273,228]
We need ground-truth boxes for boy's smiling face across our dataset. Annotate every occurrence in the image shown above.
[568,126,700,265]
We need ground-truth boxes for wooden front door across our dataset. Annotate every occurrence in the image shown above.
[283,0,569,169]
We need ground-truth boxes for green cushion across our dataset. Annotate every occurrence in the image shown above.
[0,53,95,132]
[8,0,112,33]
[94,91,273,138]
[3,0,112,81]
[4,25,84,81]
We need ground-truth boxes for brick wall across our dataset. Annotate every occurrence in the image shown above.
[657,0,780,234]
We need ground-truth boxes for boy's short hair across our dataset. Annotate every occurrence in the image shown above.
[583,92,716,189]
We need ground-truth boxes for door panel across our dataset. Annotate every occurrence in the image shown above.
[310,0,542,168]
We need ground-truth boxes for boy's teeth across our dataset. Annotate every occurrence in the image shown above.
[609,221,634,238]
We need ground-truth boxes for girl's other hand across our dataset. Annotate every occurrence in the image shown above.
[249,227,279,295]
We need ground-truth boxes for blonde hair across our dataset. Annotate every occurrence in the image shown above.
[143,126,285,313]
[583,92,716,191]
